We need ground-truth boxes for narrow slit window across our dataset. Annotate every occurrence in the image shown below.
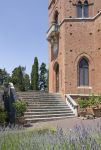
[54,11,59,24]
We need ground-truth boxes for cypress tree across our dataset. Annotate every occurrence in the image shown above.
[31,57,39,90]
[39,63,48,91]
[24,74,30,91]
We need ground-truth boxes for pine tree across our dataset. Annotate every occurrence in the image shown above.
[31,57,39,90]
[39,63,48,91]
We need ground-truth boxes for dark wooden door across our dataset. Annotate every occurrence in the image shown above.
[56,65,59,92]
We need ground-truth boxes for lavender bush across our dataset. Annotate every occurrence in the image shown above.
[0,122,101,150]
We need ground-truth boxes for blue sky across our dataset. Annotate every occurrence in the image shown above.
[0,0,48,75]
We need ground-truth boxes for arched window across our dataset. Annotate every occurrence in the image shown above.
[76,0,89,18]
[84,0,89,17]
[78,58,89,86]
[54,11,59,24]
[77,1,82,18]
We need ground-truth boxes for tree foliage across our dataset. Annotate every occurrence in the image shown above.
[0,57,49,92]
[31,57,39,90]
[11,66,25,91]
[0,68,11,85]
[24,74,30,91]
[39,63,48,91]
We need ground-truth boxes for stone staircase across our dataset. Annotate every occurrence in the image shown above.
[17,91,75,123]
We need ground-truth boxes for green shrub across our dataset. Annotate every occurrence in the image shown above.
[13,100,27,117]
[0,104,7,124]
[78,99,89,108]
[0,105,3,112]
[96,95,101,105]
[78,94,101,109]
[0,111,7,124]
[88,95,96,106]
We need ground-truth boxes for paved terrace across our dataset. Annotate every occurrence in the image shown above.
[31,118,101,131]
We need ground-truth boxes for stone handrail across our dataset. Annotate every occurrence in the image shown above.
[65,94,78,116]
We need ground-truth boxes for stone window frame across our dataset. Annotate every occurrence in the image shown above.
[78,57,89,87]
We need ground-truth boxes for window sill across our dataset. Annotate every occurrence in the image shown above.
[77,86,92,89]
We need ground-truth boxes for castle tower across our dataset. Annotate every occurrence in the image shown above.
[47,0,101,95]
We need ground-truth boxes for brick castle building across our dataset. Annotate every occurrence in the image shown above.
[47,0,101,95]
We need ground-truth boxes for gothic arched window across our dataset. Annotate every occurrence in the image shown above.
[77,1,82,18]
[84,0,89,17]
[78,58,89,86]
[76,0,89,18]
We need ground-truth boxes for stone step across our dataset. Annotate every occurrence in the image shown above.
[23,100,65,103]
[17,94,61,97]
[18,96,62,98]
[24,110,72,115]
[17,92,60,95]
[24,113,74,118]
[17,92,61,96]
[27,103,67,106]
[17,93,61,95]
[17,91,75,123]
[27,108,71,112]
[27,105,69,109]
[27,102,66,105]
[18,96,62,99]
[25,116,75,123]
[20,99,63,102]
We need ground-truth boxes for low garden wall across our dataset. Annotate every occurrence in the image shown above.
[70,94,101,118]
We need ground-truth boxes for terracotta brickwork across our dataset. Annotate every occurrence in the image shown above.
[47,0,101,95]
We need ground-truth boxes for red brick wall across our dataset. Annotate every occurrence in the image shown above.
[48,0,101,94]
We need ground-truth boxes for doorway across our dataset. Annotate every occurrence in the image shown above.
[55,63,59,93]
